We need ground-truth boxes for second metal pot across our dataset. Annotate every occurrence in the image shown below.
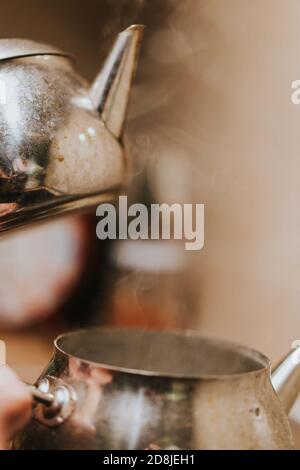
[13,327,298,449]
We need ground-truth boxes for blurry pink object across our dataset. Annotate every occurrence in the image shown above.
[0,217,87,327]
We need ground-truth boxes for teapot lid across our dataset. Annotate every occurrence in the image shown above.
[0,39,71,62]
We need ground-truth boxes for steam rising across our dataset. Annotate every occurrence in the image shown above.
[125,1,300,361]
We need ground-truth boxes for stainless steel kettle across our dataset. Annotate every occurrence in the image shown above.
[12,328,300,450]
[0,25,143,232]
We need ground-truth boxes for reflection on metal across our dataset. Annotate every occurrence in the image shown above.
[90,25,144,139]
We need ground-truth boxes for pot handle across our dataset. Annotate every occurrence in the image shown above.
[24,377,77,427]
[271,347,300,414]
[25,383,55,407]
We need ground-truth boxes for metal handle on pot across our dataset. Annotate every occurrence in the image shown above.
[26,384,55,407]
[25,377,77,427]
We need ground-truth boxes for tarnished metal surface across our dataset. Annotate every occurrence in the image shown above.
[0,26,143,232]
[13,328,295,450]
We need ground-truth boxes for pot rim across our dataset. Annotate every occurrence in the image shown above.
[54,327,271,380]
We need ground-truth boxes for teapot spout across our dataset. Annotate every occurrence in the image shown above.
[90,24,144,139]
[271,346,300,413]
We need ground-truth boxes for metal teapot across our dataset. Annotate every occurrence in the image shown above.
[12,328,300,450]
[0,25,143,233]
